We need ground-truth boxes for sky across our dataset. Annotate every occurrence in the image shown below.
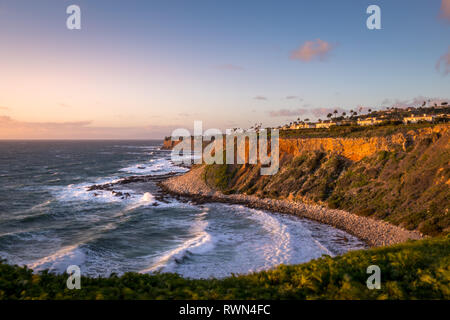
[0,0,449,139]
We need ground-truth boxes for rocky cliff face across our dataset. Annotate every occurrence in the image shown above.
[161,138,179,150]
[279,125,448,161]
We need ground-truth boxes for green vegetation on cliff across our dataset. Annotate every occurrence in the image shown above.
[279,122,439,139]
[204,126,450,236]
[1,237,448,300]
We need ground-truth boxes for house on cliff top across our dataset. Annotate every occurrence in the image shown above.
[403,114,435,124]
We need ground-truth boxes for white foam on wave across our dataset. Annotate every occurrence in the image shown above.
[122,192,156,211]
[234,205,292,269]
[119,158,188,176]
[27,244,86,273]
[170,151,202,164]
[113,145,160,151]
[141,192,154,203]
[51,151,189,207]
[139,213,213,274]
[0,230,54,242]
[312,239,334,257]
[53,180,126,204]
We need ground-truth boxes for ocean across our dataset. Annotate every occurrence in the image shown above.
[0,140,365,279]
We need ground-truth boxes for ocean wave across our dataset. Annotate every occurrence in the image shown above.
[119,158,188,176]
[312,239,334,256]
[139,214,213,274]
[27,244,85,273]
[53,181,161,209]
[170,151,202,164]
[113,145,160,150]
[0,229,54,242]
[53,181,125,204]
[123,192,156,211]
[233,206,292,269]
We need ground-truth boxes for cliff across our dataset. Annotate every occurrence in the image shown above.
[161,138,179,150]
[279,125,448,161]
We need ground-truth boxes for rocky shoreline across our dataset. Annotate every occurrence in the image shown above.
[160,166,424,247]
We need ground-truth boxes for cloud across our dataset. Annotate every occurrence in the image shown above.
[436,48,450,76]
[439,0,450,21]
[0,106,9,110]
[0,116,178,139]
[285,96,298,100]
[354,105,375,113]
[177,112,199,118]
[269,108,309,117]
[290,39,335,62]
[0,116,92,128]
[215,64,244,71]
[387,96,449,109]
[380,98,391,106]
[269,106,351,119]
[254,96,268,101]
[310,107,347,118]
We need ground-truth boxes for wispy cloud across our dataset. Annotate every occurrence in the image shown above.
[0,116,178,139]
[177,112,199,118]
[310,107,347,118]
[215,64,244,71]
[0,116,91,129]
[254,96,268,101]
[381,98,391,106]
[436,47,450,76]
[354,105,374,113]
[269,108,308,117]
[439,0,450,21]
[269,106,353,119]
[0,106,9,111]
[290,39,335,62]
[285,96,298,100]
[387,96,449,109]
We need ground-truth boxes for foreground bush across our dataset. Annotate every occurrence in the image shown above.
[0,237,449,300]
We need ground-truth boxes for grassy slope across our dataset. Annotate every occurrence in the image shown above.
[0,237,449,300]
[279,122,439,139]
[204,126,450,236]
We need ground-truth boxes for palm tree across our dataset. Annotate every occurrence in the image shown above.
[327,113,332,119]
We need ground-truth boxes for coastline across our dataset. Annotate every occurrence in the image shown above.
[160,166,424,247]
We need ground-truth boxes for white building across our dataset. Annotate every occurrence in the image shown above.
[403,114,435,124]
[357,118,383,126]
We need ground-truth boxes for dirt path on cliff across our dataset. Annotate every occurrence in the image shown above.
[161,166,424,247]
